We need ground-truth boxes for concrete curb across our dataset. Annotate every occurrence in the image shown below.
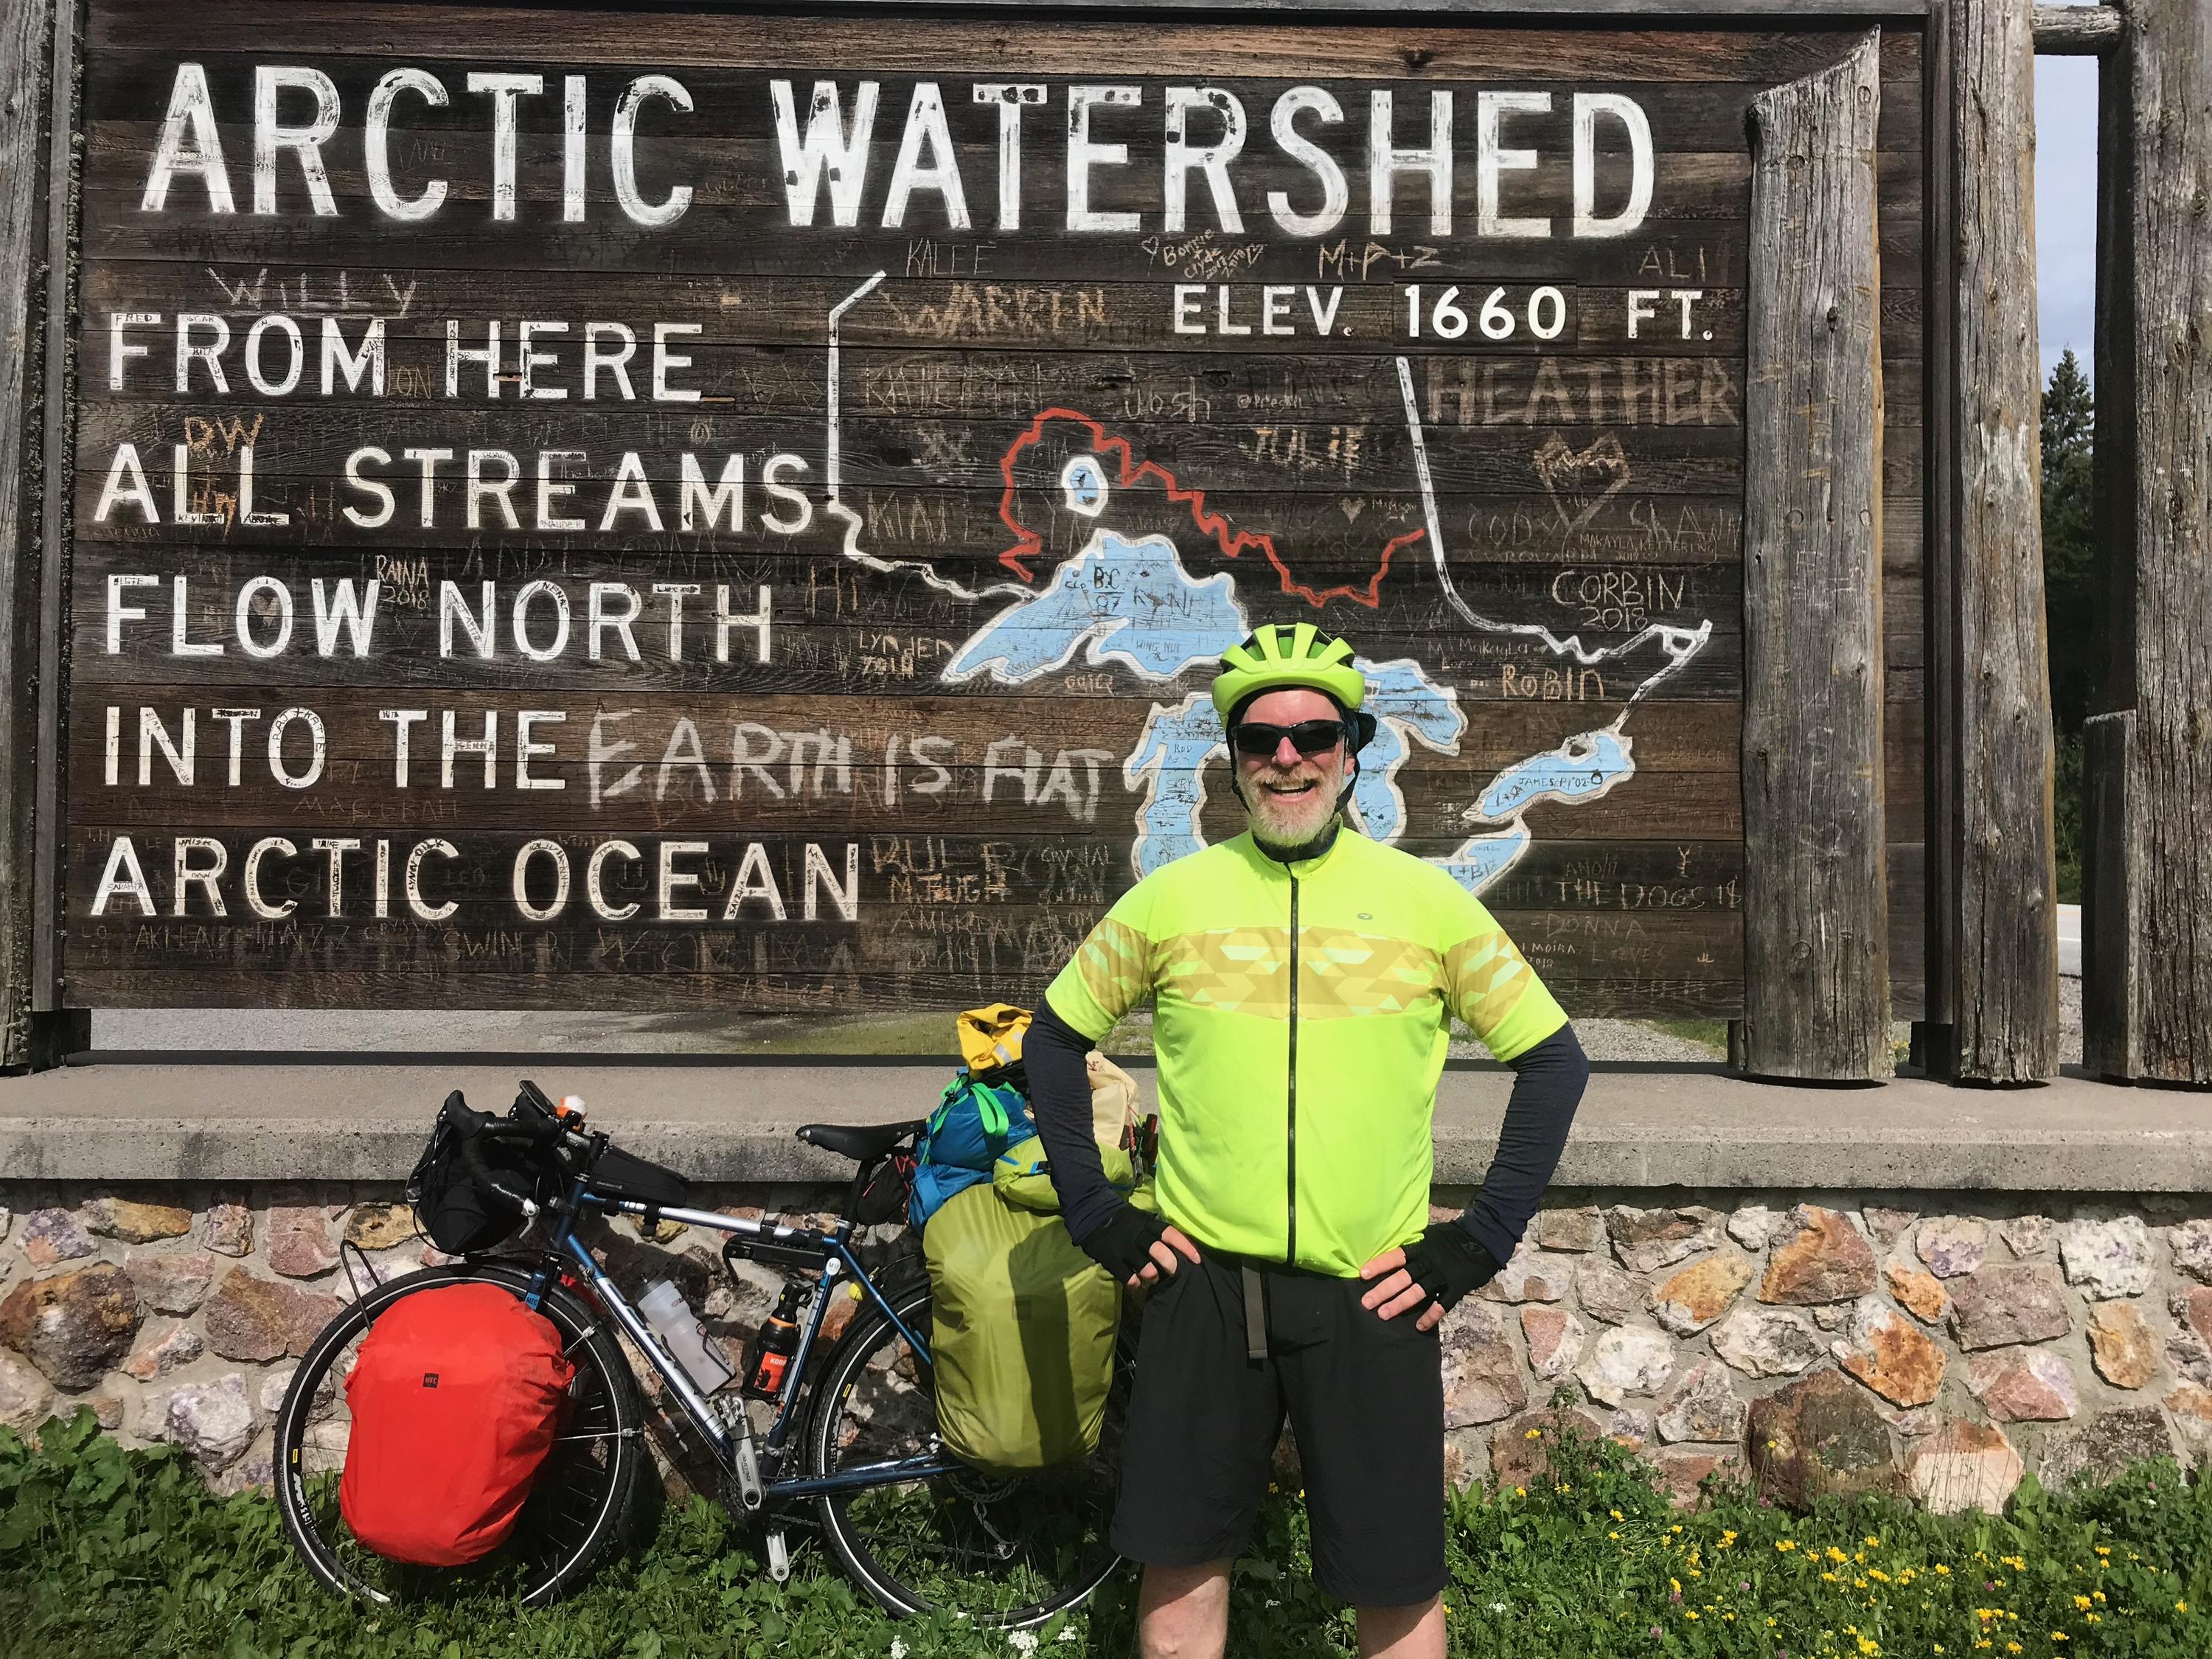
[3,1061,2206,1192]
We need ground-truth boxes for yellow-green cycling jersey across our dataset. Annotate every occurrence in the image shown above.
[1045,828,1568,1278]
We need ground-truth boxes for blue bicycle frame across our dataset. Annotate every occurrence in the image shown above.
[518,1161,957,1503]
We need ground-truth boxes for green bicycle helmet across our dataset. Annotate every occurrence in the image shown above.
[1211,624,1377,747]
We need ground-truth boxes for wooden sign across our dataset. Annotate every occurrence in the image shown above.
[66,2,1925,1018]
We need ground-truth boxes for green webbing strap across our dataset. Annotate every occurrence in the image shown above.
[975,1082,1011,1138]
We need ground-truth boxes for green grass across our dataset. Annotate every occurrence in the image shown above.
[5,1409,2211,1658]
[1647,1018,1730,1057]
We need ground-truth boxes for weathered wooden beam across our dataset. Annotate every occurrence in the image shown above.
[2034,4,2124,54]
[0,0,56,1071]
[29,0,72,1028]
[1941,0,2059,1082]
[2084,0,2212,1084]
[1737,32,1891,1084]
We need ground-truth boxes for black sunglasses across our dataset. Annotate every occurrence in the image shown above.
[1229,720,1350,758]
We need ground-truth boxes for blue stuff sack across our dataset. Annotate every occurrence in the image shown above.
[910,1072,1034,1230]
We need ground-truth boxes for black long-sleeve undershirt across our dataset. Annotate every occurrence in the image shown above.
[1029,996,1591,1264]
[1027,998,1125,1244]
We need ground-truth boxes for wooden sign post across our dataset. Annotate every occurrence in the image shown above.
[2084,0,2212,1086]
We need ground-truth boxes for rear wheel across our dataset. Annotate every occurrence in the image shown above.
[806,1282,1128,1627]
[274,1259,643,1607]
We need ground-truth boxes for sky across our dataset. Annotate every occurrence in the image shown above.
[2037,55,2099,382]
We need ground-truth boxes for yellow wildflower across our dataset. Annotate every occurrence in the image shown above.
[1610,1509,1624,1521]
[1858,1639,1880,1657]
[1776,1540,1798,1553]
[1683,1610,1698,1621]
[2006,1645,2021,1655]
[2177,1601,2190,1614]
[2074,1597,2092,1613]
[1865,1536,1881,1548]
[1514,1486,1526,1498]
[2050,1635,2067,1644]
[1935,1564,1952,1576]
[1720,1529,1738,1547]
[1608,1531,1620,1540]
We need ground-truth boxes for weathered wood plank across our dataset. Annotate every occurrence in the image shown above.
[0,0,52,1067]
[1738,32,1891,1082]
[83,8,1921,83]
[1947,0,2058,1081]
[2032,5,2122,55]
[2083,0,2212,1082]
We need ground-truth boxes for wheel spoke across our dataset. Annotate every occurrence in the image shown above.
[810,1290,1125,1627]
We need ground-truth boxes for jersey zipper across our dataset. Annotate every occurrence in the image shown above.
[1285,865,1300,1267]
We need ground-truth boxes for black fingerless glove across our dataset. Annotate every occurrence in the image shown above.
[1399,1221,1503,1314]
[1074,1204,1171,1283]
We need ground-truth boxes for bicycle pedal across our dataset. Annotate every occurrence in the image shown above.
[765,1526,792,1582]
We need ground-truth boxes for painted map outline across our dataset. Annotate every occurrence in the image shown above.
[814,272,1717,896]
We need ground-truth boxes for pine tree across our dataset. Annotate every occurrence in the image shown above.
[2039,349,2096,903]
[2039,349,2097,733]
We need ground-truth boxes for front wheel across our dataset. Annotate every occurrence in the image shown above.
[806,1281,1127,1627]
[274,1259,644,1607]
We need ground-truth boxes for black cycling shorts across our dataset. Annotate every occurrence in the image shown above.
[1110,1251,1446,1607]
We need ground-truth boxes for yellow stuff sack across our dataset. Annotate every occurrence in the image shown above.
[923,1183,1120,1470]
[955,1004,1032,1079]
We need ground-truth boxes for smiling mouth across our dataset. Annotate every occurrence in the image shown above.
[1260,777,1319,799]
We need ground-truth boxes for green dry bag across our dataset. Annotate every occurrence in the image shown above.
[922,1181,1121,1470]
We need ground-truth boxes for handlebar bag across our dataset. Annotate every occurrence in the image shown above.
[339,1282,574,1565]
[407,1114,546,1253]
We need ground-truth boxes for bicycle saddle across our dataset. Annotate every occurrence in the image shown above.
[796,1120,925,1161]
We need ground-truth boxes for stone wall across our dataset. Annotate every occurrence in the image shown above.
[4,1180,2211,1515]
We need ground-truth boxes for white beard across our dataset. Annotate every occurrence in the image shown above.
[1244,763,1347,852]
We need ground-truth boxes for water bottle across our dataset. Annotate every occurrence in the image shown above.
[745,1284,807,1398]
[639,1279,734,1394]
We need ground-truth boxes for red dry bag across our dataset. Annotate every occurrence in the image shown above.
[339,1281,575,1566]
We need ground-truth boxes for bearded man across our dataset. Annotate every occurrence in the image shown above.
[1024,622,1591,1659]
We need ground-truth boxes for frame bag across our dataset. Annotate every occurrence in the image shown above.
[339,1282,575,1565]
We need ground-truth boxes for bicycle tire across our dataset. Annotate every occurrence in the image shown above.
[274,1259,644,1608]
[805,1281,1127,1628]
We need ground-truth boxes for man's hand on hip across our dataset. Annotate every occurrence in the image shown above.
[1077,1204,1203,1291]
[1358,1222,1502,1330]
